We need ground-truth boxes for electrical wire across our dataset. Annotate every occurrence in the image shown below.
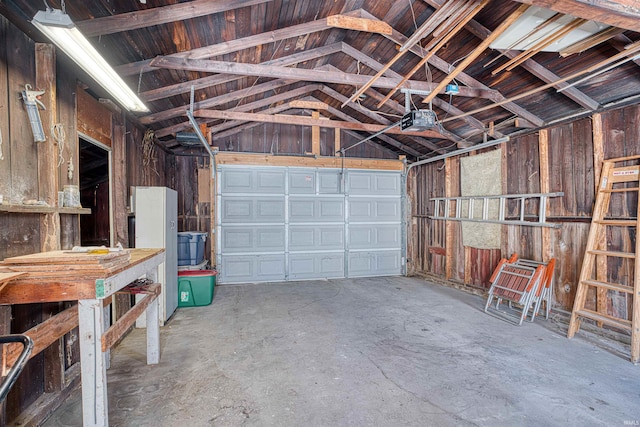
[52,123,66,167]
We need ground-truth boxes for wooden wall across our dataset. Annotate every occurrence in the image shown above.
[0,15,168,425]
[408,104,640,313]
[212,122,398,159]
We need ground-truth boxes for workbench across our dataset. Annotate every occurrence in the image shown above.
[0,248,165,427]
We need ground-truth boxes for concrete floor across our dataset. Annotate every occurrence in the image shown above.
[44,276,639,426]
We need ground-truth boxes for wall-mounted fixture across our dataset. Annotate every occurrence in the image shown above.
[31,7,149,112]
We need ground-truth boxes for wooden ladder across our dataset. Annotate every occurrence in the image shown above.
[567,154,640,363]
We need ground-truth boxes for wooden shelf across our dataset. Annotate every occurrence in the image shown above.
[0,204,91,215]
[59,207,92,215]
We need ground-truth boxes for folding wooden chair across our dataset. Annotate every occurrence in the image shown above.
[484,257,546,325]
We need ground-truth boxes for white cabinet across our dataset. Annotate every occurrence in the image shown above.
[135,186,178,325]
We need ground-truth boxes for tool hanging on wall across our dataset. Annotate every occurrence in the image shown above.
[20,84,46,142]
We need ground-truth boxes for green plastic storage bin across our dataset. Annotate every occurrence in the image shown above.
[178,270,216,307]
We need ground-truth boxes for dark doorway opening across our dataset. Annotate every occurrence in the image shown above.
[79,138,111,246]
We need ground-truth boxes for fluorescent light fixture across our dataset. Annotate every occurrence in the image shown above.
[32,8,149,112]
[490,6,609,52]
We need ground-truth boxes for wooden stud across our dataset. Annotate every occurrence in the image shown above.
[334,129,341,156]
[591,113,607,325]
[36,43,60,252]
[36,43,65,395]
[445,157,454,280]
[311,111,320,156]
[539,129,553,264]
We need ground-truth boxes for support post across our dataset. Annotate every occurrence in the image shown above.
[78,299,109,427]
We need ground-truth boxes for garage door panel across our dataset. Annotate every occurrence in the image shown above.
[221,169,285,194]
[289,253,344,280]
[221,228,253,251]
[289,198,344,223]
[218,166,403,284]
[289,226,344,250]
[289,227,315,248]
[348,251,402,276]
[349,199,401,222]
[220,255,285,283]
[318,171,341,193]
[222,197,285,223]
[348,171,400,195]
[289,171,315,194]
[221,226,285,252]
[258,171,286,192]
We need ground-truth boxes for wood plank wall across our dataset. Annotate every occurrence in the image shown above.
[409,104,640,312]
[212,123,397,159]
[0,15,169,424]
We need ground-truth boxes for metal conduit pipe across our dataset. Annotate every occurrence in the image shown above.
[405,135,510,173]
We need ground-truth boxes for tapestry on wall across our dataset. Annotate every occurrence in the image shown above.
[460,149,502,249]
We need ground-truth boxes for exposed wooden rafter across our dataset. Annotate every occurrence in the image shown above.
[192,109,451,139]
[422,0,600,110]
[423,3,530,104]
[516,0,640,32]
[377,0,489,108]
[358,9,545,127]
[148,56,497,99]
[76,0,272,37]
[115,10,362,76]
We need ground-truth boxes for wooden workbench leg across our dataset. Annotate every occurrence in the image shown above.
[78,299,109,427]
[146,297,160,365]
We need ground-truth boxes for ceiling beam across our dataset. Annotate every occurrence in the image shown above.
[422,0,599,111]
[322,104,426,157]
[155,84,323,136]
[289,100,329,110]
[319,85,446,153]
[326,15,392,35]
[141,42,342,102]
[140,78,295,125]
[76,0,271,37]
[514,0,640,32]
[423,4,531,104]
[116,9,362,76]
[337,46,498,139]
[193,109,449,139]
[149,56,496,98]
[360,9,544,127]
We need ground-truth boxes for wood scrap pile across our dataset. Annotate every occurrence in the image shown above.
[484,254,555,325]
[0,250,131,282]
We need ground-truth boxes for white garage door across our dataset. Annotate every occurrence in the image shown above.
[216,165,404,284]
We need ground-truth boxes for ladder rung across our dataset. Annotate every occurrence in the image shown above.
[595,219,638,226]
[581,280,634,294]
[600,187,640,193]
[576,309,632,331]
[587,249,636,259]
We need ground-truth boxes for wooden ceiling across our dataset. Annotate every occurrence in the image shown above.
[2,0,639,160]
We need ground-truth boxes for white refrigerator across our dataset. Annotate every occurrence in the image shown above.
[135,186,178,325]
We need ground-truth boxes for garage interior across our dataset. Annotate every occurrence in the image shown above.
[0,0,639,425]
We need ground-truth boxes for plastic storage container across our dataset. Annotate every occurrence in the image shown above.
[178,270,216,307]
[177,232,207,266]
